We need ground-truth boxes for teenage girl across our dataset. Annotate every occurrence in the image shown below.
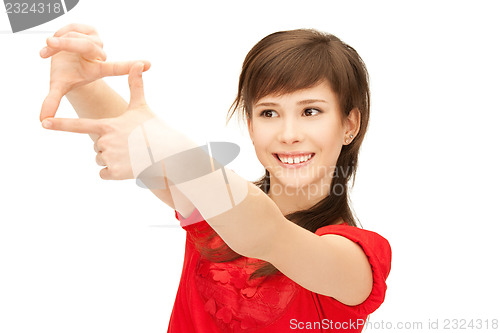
[39,23,391,333]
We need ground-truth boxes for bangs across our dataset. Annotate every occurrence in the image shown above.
[243,43,349,118]
[247,43,335,107]
[227,29,368,125]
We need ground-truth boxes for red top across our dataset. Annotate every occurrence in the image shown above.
[167,208,391,333]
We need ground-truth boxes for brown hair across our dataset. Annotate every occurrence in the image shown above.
[190,28,370,280]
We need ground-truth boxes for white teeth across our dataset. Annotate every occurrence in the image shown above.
[277,154,313,164]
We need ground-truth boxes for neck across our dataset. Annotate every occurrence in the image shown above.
[268,177,331,216]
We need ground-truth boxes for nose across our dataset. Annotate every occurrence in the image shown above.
[278,117,303,144]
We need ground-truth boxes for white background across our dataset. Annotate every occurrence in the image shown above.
[1,1,499,332]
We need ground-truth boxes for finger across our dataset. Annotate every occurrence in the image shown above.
[100,60,151,78]
[39,46,54,58]
[45,31,103,55]
[41,117,104,135]
[58,27,103,47]
[61,31,103,48]
[45,36,106,61]
[40,86,66,121]
[99,167,112,180]
[128,62,146,108]
[41,32,105,59]
[96,152,106,166]
[53,23,99,39]
[93,141,102,153]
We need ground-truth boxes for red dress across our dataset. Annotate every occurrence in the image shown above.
[167,208,391,332]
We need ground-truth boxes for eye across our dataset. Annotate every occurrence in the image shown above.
[304,108,322,116]
[259,110,277,118]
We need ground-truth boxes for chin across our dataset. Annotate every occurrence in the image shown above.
[270,176,317,193]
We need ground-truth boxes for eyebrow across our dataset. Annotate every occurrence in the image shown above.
[254,99,328,108]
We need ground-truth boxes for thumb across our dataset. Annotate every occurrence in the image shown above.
[40,86,65,122]
[128,62,146,109]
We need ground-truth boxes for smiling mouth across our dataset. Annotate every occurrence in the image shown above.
[273,153,315,166]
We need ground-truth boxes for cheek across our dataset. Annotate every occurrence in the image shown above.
[309,123,344,169]
[250,123,273,148]
[309,122,343,146]
[252,136,271,157]
[250,127,276,167]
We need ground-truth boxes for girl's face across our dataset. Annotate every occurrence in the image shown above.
[247,80,358,198]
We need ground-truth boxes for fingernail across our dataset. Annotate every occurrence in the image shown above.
[48,37,59,46]
[42,119,52,129]
[40,47,47,57]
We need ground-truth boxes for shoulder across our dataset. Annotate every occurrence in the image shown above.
[316,223,392,261]
[316,223,392,313]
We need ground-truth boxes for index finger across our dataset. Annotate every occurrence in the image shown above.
[42,117,105,135]
[45,36,106,61]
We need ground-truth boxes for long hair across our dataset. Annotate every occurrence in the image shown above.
[190,29,370,280]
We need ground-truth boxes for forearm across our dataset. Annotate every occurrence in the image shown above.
[137,117,281,257]
[66,80,127,142]
[172,166,282,259]
[189,178,283,260]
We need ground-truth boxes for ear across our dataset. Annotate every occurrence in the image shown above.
[344,108,361,141]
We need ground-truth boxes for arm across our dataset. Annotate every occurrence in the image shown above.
[40,24,194,216]
[44,53,374,306]
[175,171,373,306]
[120,91,374,305]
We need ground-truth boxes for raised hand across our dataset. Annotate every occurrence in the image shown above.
[39,23,151,121]
[41,62,156,180]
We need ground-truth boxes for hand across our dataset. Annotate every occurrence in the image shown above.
[41,62,156,180]
[39,23,151,121]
